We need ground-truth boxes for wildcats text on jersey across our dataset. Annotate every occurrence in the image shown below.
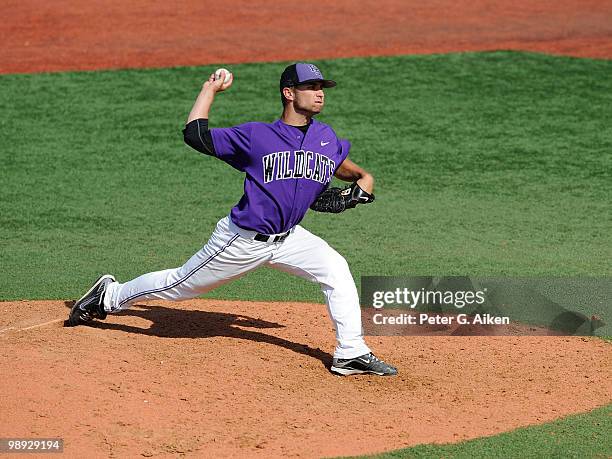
[262,150,336,184]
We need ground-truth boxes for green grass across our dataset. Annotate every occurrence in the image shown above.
[351,403,611,459]
[1,51,610,303]
[0,51,610,458]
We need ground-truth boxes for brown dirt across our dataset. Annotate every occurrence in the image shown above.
[2,0,612,75]
[1,299,610,457]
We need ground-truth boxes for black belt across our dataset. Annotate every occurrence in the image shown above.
[254,231,290,243]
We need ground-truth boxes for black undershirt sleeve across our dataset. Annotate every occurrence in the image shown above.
[183,118,216,156]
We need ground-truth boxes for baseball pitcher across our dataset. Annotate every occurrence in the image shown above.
[68,63,397,376]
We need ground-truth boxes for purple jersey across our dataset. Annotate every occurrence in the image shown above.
[211,119,350,234]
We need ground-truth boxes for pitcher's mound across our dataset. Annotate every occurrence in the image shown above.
[1,299,610,457]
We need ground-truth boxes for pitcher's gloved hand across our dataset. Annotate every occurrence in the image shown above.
[310,182,375,213]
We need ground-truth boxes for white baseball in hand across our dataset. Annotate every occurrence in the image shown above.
[214,68,232,84]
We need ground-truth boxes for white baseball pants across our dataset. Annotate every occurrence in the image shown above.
[103,216,371,359]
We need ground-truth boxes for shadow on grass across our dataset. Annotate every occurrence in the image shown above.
[63,301,332,367]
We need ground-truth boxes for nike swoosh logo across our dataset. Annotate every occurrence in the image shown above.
[321,141,330,146]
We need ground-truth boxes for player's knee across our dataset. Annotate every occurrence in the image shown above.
[323,250,354,285]
[333,254,351,276]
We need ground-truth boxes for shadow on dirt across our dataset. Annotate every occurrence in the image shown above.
[63,301,332,366]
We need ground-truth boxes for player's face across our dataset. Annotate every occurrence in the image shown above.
[292,82,325,115]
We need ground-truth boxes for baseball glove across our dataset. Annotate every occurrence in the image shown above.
[310,182,375,213]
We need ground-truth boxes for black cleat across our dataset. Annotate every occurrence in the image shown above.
[331,352,398,376]
[68,274,115,326]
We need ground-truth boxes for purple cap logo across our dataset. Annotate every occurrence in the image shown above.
[307,64,323,79]
[296,63,323,82]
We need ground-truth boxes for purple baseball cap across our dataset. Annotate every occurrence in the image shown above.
[280,63,337,90]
